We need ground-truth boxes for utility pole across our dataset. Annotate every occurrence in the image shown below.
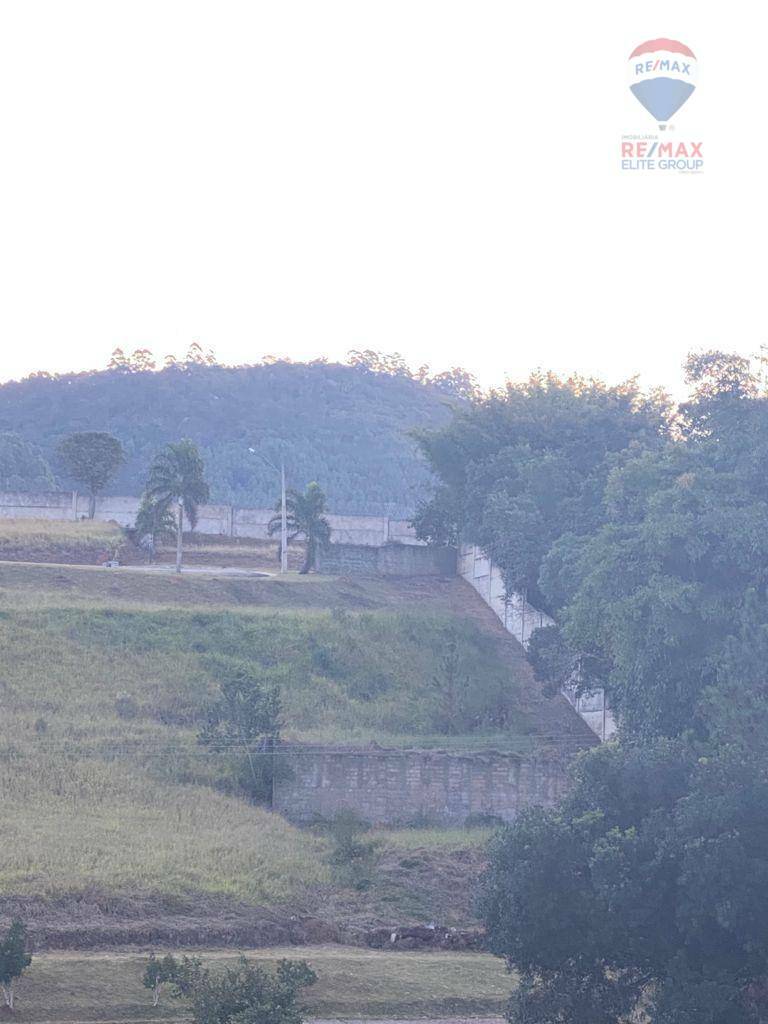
[280,458,288,574]
[248,446,289,574]
[176,497,184,574]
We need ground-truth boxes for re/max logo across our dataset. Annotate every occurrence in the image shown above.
[621,141,702,158]
[634,59,692,75]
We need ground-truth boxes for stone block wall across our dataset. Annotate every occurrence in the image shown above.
[316,542,456,577]
[274,745,570,825]
[314,543,381,575]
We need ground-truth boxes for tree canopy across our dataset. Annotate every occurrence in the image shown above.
[476,352,768,1023]
[56,431,124,517]
[414,372,670,608]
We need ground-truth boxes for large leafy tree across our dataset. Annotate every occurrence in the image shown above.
[56,431,124,517]
[481,732,768,1024]
[144,439,209,573]
[481,352,768,1023]
[413,373,670,608]
[535,353,768,740]
[268,481,331,574]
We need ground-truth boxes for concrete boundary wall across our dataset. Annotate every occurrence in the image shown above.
[317,542,456,577]
[458,543,617,742]
[0,491,423,547]
[273,745,571,826]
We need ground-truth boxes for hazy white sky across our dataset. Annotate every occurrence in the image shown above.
[0,1,763,391]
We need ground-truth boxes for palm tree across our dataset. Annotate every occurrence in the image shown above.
[268,481,331,574]
[144,440,209,572]
[132,495,178,563]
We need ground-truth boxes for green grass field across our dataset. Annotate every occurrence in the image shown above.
[8,946,513,1021]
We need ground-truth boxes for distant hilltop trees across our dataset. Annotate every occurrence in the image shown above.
[101,343,479,399]
[0,351,472,516]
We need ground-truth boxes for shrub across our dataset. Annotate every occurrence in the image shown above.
[0,919,32,1011]
[325,810,381,891]
[182,955,316,1024]
[114,693,140,719]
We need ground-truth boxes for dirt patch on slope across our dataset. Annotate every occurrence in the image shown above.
[0,847,488,953]
[0,893,341,952]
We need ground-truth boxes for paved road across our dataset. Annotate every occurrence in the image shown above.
[119,563,274,577]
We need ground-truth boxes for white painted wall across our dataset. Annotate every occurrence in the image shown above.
[458,543,617,742]
[0,490,423,546]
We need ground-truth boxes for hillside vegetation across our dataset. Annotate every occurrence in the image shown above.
[0,554,543,945]
[2,946,512,1021]
[0,517,126,563]
[0,359,457,515]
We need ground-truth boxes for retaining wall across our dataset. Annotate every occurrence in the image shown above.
[458,543,617,742]
[274,745,570,825]
[317,542,456,577]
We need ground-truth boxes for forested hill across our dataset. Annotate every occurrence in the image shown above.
[0,360,458,515]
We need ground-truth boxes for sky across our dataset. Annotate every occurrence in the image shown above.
[0,1,763,393]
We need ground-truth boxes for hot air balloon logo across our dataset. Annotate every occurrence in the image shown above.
[628,39,697,127]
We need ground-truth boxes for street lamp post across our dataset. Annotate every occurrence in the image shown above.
[279,458,288,574]
[249,446,288,574]
[176,497,184,574]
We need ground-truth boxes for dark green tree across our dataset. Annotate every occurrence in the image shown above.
[413,373,670,608]
[183,956,316,1024]
[410,484,462,545]
[542,448,768,739]
[56,431,124,517]
[144,439,210,573]
[479,735,768,1024]
[679,349,757,442]
[478,353,768,1023]
[0,919,32,1011]
[198,664,281,804]
[268,482,331,574]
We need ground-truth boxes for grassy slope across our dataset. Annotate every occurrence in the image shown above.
[11,946,513,1021]
[0,517,299,570]
[0,518,127,563]
[0,558,541,931]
